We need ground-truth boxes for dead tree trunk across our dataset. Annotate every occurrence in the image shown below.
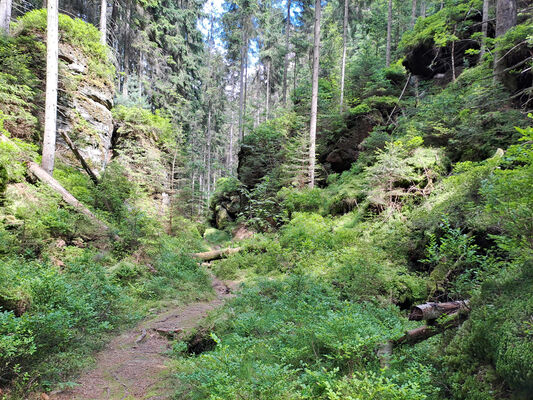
[191,247,242,261]
[99,0,107,45]
[27,162,117,238]
[408,300,470,321]
[396,311,468,345]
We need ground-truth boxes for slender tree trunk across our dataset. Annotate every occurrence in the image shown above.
[243,44,248,137]
[410,0,417,28]
[99,0,107,45]
[386,0,393,67]
[238,29,247,140]
[282,0,292,105]
[42,0,59,175]
[494,0,517,82]
[206,106,212,195]
[480,0,490,59]
[451,25,457,82]
[309,0,321,188]
[420,1,426,18]
[266,58,271,120]
[340,0,348,110]
[0,0,12,34]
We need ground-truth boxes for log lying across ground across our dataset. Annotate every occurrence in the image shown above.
[395,311,468,345]
[408,300,470,321]
[27,161,118,239]
[191,247,242,261]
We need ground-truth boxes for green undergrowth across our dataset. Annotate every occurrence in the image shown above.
[199,117,532,398]
[0,149,211,395]
[172,276,438,400]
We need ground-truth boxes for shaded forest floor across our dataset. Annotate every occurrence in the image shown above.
[50,276,236,400]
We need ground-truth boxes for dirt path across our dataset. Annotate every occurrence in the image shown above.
[51,277,235,400]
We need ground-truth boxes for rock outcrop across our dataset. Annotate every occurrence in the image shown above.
[56,42,114,174]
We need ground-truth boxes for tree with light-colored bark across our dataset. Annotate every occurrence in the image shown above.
[0,0,12,34]
[339,0,349,110]
[309,0,322,188]
[42,0,59,175]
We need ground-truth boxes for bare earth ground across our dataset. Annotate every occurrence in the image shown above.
[50,277,236,400]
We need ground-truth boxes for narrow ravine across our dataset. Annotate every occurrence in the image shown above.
[50,276,236,400]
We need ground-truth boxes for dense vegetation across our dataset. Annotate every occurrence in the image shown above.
[0,0,532,399]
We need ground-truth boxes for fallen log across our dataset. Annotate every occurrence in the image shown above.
[395,311,468,345]
[27,161,118,240]
[408,300,470,321]
[191,247,242,261]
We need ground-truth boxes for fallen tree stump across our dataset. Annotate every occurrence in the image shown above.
[408,300,470,321]
[191,247,242,261]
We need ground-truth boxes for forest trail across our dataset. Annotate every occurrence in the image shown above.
[50,276,236,400]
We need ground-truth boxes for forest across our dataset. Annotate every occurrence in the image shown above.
[0,0,532,398]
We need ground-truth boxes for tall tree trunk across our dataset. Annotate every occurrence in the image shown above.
[42,0,59,175]
[266,58,271,120]
[243,44,248,137]
[0,0,12,34]
[494,0,517,82]
[386,0,392,67]
[206,105,212,195]
[99,0,107,45]
[308,0,321,188]
[410,0,417,28]
[480,0,490,59]
[238,29,247,140]
[340,0,348,110]
[420,1,426,18]
[282,0,292,105]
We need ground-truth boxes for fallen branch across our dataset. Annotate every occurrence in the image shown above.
[27,161,118,240]
[395,311,468,345]
[191,247,242,261]
[59,130,100,185]
[408,300,470,321]
[386,73,412,125]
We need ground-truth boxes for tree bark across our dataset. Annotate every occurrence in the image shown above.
[308,0,322,188]
[0,0,12,34]
[480,0,490,59]
[408,300,470,321]
[395,311,468,345]
[266,58,271,120]
[410,0,417,28]
[385,0,393,67]
[340,0,348,110]
[282,0,292,105]
[420,1,426,18]
[99,0,107,45]
[494,0,517,82]
[42,0,59,175]
[238,29,247,140]
[206,105,212,195]
[191,247,242,261]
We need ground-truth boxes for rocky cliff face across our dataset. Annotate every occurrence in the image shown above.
[0,13,114,175]
[56,42,114,174]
